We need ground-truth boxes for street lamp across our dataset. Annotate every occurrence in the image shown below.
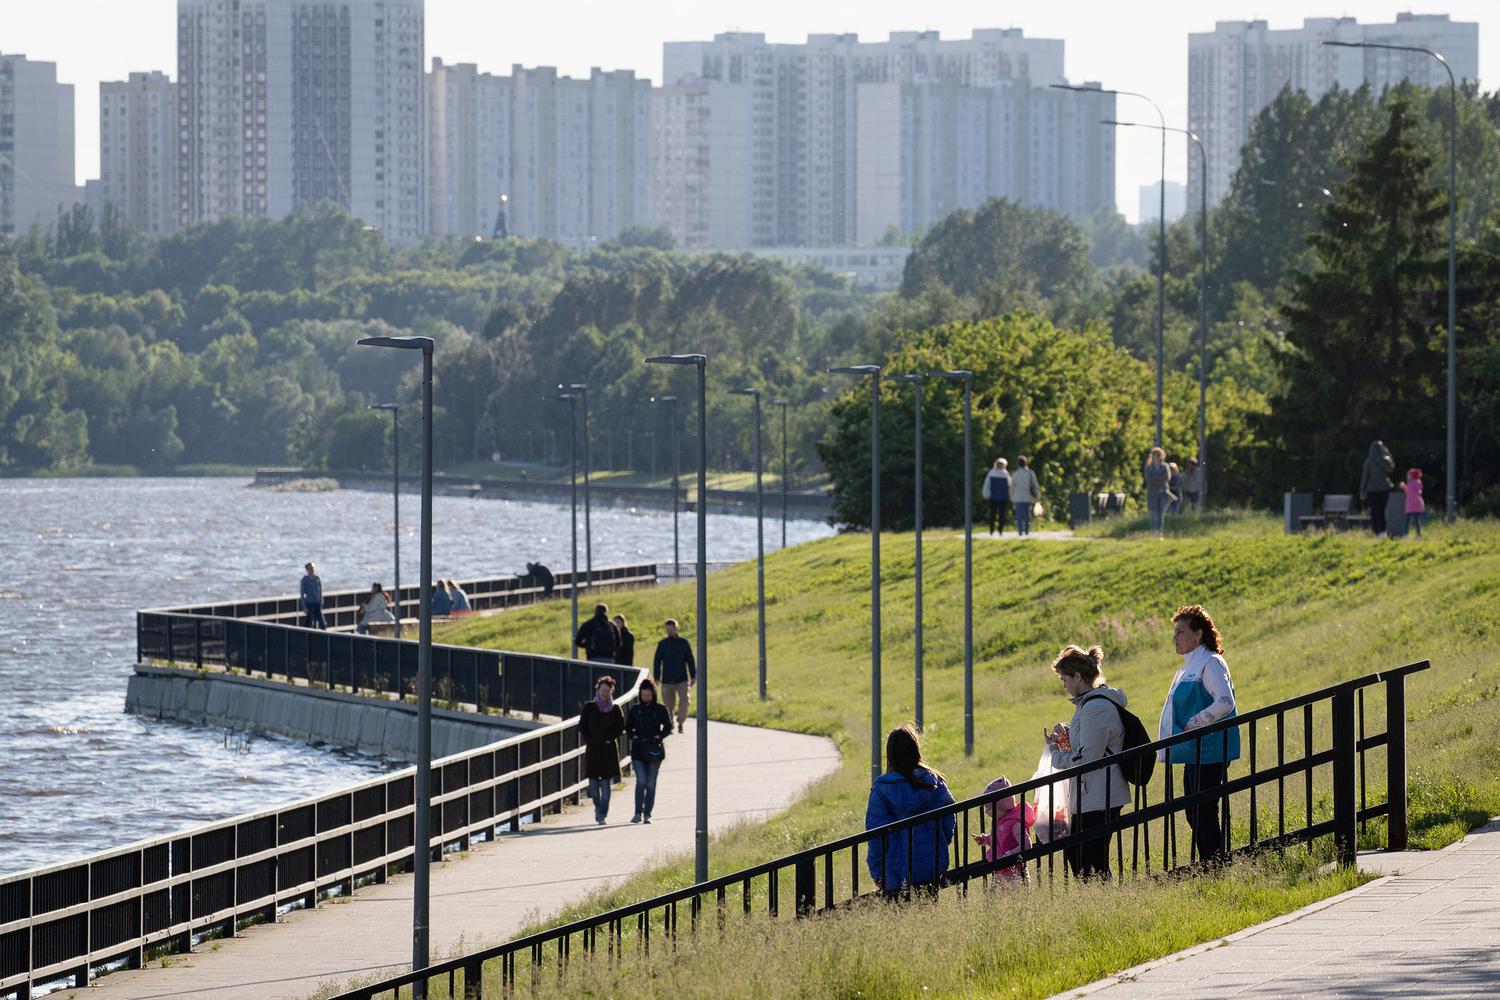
[730,387,768,701]
[1054,83,1167,446]
[886,374,925,730]
[930,370,974,755]
[828,364,883,783]
[368,403,402,637]
[356,335,433,989]
[653,394,681,578]
[1324,39,1458,523]
[556,393,581,649]
[565,383,594,585]
[645,354,709,884]
[1107,119,1212,509]
[772,399,789,550]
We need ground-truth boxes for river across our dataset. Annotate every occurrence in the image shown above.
[0,477,833,876]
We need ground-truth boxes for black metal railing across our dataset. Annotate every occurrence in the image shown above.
[331,660,1428,1000]
[1,616,644,1000]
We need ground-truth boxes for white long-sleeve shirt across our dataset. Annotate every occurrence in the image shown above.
[1158,645,1236,760]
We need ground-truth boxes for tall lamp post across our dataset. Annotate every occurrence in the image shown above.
[886,374,925,730]
[645,354,710,883]
[1106,119,1212,508]
[1053,83,1166,445]
[772,399,789,549]
[653,394,681,578]
[566,383,594,583]
[730,387,768,701]
[930,370,974,755]
[556,393,581,649]
[1324,39,1457,522]
[356,336,433,990]
[368,403,402,637]
[829,365,883,783]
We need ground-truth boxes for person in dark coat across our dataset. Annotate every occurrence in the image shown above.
[652,619,696,734]
[527,562,556,598]
[574,603,620,663]
[581,676,624,825]
[625,679,672,823]
[612,614,636,666]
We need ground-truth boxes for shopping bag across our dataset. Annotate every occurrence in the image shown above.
[1029,750,1073,844]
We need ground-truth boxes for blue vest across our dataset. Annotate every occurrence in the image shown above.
[1168,675,1241,765]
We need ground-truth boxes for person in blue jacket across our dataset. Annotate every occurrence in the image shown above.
[865,723,956,895]
[300,563,326,629]
[430,580,454,616]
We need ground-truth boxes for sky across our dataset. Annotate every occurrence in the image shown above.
[4,1,1494,223]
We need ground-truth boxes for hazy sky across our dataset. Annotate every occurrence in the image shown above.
[5,1,1494,222]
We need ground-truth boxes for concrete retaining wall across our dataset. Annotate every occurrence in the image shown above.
[126,666,540,761]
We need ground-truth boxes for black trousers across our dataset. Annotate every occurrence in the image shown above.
[1067,806,1122,880]
[1367,490,1389,535]
[1183,763,1227,862]
[988,499,1010,534]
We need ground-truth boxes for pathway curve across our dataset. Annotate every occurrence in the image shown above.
[76,719,841,1000]
[1054,819,1500,999]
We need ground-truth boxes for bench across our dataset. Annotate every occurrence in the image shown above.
[1299,494,1372,532]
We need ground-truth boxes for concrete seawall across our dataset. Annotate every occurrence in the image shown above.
[126,666,542,761]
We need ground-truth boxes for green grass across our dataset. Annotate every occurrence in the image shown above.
[434,515,1500,996]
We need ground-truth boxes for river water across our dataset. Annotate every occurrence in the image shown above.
[0,477,832,876]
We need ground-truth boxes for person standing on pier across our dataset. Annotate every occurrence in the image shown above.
[300,563,326,629]
[652,619,696,734]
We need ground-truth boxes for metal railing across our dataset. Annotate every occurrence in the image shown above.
[2,615,644,1000]
[332,660,1428,999]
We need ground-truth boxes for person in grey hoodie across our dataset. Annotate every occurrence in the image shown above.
[1045,644,1130,879]
[1360,440,1395,536]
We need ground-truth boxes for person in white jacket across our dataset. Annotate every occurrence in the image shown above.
[1009,456,1041,536]
[1046,644,1130,879]
[1158,604,1239,863]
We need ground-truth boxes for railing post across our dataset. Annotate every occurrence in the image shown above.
[794,857,816,916]
[1332,685,1358,867]
[1385,672,1409,851]
[194,618,203,669]
[463,958,484,998]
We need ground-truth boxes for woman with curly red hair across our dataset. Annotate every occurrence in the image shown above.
[1159,605,1239,863]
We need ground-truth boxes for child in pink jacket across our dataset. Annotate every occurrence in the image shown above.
[971,776,1036,885]
[1404,468,1425,538]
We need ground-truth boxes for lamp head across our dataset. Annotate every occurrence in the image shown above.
[358,336,433,353]
[729,387,761,398]
[653,394,678,403]
[368,403,398,412]
[884,374,922,384]
[771,398,788,406]
[827,365,881,376]
[645,354,707,367]
[928,369,973,382]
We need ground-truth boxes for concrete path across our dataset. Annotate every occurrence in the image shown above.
[1054,819,1500,999]
[75,719,841,1000]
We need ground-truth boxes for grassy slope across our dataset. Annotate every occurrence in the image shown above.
[435,514,1500,995]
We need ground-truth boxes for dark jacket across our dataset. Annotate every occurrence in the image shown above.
[575,614,619,659]
[580,701,624,780]
[529,563,555,596]
[626,701,672,762]
[430,586,453,616]
[300,574,322,608]
[652,635,696,684]
[865,768,957,889]
[615,626,636,666]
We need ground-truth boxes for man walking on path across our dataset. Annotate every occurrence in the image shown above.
[575,603,621,663]
[652,619,697,734]
[300,563,326,630]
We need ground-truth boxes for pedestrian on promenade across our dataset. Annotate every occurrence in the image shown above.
[1159,605,1239,864]
[526,561,556,598]
[356,583,395,635]
[612,613,636,666]
[626,678,672,824]
[430,580,454,617]
[575,603,620,663]
[300,562,326,629]
[1166,462,1184,515]
[447,579,471,613]
[1360,440,1396,537]
[1143,448,1174,537]
[971,775,1034,885]
[865,723,956,896]
[652,619,696,733]
[1010,456,1041,536]
[982,457,1012,536]
[1181,458,1204,512]
[581,676,624,825]
[1045,645,1130,879]
[1404,468,1426,539]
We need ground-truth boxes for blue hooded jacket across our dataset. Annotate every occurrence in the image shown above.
[865,768,957,889]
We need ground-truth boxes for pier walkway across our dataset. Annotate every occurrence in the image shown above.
[76,719,841,1000]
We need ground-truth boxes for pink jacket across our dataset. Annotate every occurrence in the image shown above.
[1405,479,1425,514]
[973,778,1036,882]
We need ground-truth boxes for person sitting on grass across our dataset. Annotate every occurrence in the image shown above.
[865,723,956,897]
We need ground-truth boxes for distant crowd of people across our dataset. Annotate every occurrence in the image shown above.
[1143,448,1205,536]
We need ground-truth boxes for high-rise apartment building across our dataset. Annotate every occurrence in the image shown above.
[1138,180,1186,225]
[0,54,76,236]
[99,72,178,235]
[656,30,1112,250]
[427,59,509,238]
[177,0,425,239]
[1188,14,1478,207]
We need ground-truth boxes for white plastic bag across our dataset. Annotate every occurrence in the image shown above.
[1029,750,1073,844]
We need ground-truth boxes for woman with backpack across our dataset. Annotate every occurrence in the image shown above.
[1158,604,1239,864]
[1045,645,1132,879]
[865,724,957,895]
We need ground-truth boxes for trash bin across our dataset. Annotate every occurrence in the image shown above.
[1385,492,1409,538]
[1284,492,1314,534]
[1068,492,1092,529]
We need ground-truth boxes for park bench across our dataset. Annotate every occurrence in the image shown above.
[1298,494,1371,532]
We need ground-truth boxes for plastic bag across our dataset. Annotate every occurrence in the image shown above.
[1029,750,1073,844]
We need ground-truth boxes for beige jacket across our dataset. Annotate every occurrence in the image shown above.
[1009,467,1040,504]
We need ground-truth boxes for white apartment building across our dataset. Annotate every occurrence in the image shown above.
[1188,13,1479,207]
[427,59,509,238]
[0,54,76,237]
[99,72,178,235]
[1138,180,1186,225]
[177,0,425,240]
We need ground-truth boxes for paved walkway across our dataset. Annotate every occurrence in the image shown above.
[1054,819,1500,999]
[77,719,841,1000]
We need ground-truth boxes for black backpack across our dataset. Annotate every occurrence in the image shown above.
[1084,693,1157,787]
